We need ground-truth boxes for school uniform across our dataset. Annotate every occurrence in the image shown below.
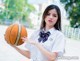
[25,28,66,61]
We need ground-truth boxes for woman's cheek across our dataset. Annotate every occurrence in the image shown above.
[45,18,48,23]
[53,20,57,25]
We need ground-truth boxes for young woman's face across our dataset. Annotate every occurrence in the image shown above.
[45,9,58,27]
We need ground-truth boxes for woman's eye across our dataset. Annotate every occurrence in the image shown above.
[53,15,57,17]
[47,13,50,15]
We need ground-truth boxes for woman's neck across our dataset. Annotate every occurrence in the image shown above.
[45,25,54,31]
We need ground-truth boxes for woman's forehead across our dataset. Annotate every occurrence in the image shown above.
[48,9,57,14]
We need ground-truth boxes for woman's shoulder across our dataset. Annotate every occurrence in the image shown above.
[33,29,40,33]
[30,29,40,36]
[28,29,40,39]
[54,30,65,42]
[55,30,64,37]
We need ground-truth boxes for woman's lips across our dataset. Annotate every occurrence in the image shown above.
[48,20,53,22]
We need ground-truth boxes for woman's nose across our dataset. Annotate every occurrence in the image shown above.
[49,15,53,19]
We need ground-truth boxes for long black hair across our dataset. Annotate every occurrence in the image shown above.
[40,4,61,31]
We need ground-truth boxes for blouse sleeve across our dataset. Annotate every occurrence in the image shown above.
[51,33,66,56]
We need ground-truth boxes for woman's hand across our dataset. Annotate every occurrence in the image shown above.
[21,37,38,46]
[9,44,17,49]
[21,36,28,42]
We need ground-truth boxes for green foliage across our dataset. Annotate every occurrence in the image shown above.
[0,0,35,28]
[60,0,80,28]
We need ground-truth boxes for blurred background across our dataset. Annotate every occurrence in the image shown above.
[0,0,80,61]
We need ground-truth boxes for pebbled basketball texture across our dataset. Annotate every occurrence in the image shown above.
[4,23,28,46]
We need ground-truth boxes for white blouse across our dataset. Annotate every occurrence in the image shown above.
[25,28,66,61]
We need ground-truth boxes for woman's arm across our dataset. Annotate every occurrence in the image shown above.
[36,43,58,61]
[21,37,58,61]
[11,45,30,58]
[29,41,58,61]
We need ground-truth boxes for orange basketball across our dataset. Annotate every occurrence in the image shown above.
[4,23,28,46]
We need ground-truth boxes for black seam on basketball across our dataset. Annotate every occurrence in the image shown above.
[9,24,15,44]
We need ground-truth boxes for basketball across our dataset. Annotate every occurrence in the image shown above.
[4,23,28,46]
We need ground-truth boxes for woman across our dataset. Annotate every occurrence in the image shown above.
[11,4,65,61]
